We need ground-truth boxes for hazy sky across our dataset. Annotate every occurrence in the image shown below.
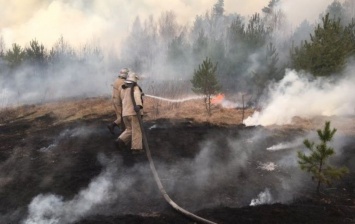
[0,0,339,51]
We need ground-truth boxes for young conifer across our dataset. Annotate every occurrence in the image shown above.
[297,121,349,193]
[191,57,221,116]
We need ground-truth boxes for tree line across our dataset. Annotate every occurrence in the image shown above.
[1,0,355,103]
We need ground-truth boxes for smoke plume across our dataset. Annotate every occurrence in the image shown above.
[245,68,355,126]
[23,154,119,224]
[250,188,272,206]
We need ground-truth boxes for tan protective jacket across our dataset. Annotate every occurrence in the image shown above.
[120,84,143,117]
[112,77,126,103]
[111,77,126,125]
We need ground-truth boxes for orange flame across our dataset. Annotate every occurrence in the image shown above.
[211,93,225,104]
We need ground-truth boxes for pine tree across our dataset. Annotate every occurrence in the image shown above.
[191,57,221,116]
[251,42,282,105]
[297,121,349,193]
[25,39,47,66]
[262,0,285,31]
[245,13,270,51]
[212,0,224,18]
[4,43,25,69]
[291,13,355,76]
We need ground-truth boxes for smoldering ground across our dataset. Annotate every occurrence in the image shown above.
[1,115,354,224]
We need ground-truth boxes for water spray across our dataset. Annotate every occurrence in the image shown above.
[144,94,204,103]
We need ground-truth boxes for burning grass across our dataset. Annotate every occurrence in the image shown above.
[1,96,354,133]
[143,96,254,125]
[0,96,252,126]
[0,96,354,224]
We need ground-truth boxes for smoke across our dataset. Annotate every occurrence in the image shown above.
[266,135,306,151]
[0,0,347,108]
[157,127,312,208]
[20,127,289,223]
[266,142,300,151]
[0,125,158,223]
[0,53,111,107]
[0,0,343,72]
[0,0,271,51]
[23,154,120,224]
[250,188,273,206]
[245,68,355,126]
[1,118,350,223]
[257,162,277,171]
[280,0,344,27]
[1,0,341,49]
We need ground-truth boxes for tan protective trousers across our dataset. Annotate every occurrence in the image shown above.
[112,99,122,125]
[118,115,142,150]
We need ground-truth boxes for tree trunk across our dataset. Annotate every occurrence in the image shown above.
[208,95,211,116]
[242,94,245,123]
[317,159,323,194]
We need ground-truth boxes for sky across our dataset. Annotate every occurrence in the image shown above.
[0,0,340,52]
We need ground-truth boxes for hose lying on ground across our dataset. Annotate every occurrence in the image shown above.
[131,85,217,224]
[136,113,217,224]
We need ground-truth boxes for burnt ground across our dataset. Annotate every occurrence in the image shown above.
[0,112,354,224]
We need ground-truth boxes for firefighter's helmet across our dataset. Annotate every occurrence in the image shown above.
[119,68,129,78]
[125,72,139,83]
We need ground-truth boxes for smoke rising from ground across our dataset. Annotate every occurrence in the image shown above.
[24,154,121,224]
[0,117,351,223]
[245,68,355,126]
[16,126,314,223]
[250,188,272,206]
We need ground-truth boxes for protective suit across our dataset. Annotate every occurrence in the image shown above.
[116,72,144,153]
[107,68,129,135]
[112,78,125,124]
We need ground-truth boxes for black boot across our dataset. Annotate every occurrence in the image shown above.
[131,149,144,155]
[115,138,126,150]
[107,122,117,135]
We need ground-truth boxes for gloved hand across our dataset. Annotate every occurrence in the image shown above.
[134,105,142,112]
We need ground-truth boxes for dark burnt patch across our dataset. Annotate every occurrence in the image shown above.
[0,115,354,224]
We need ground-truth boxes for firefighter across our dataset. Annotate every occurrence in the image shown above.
[116,72,144,154]
[107,68,129,135]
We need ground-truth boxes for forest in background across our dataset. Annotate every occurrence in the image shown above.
[1,0,355,106]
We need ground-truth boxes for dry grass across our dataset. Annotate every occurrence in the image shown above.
[268,115,355,135]
[0,97,112,125]
[143,97,253,126]
[1,96,354,133]
[0,96,252,126]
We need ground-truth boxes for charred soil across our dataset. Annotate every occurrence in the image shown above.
[0,98,354,224]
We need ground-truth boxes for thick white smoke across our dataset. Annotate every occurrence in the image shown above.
[245,69,355,126]
[250,188,273,206]
[23,154,134,224]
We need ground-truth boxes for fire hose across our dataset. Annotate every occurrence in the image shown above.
[131,85,217,224]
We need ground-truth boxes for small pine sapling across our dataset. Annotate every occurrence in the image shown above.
[297,121,349,193]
